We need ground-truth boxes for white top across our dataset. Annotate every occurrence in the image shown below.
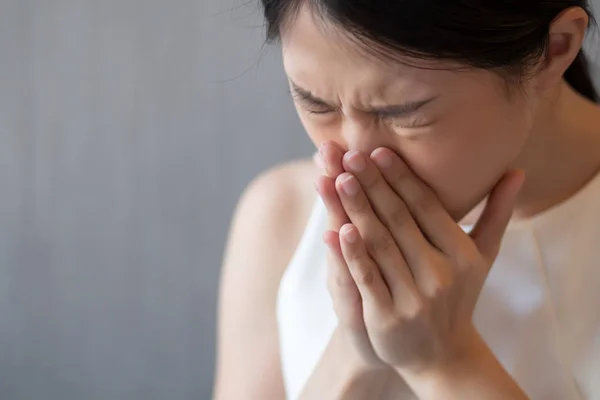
[277,172,600,400]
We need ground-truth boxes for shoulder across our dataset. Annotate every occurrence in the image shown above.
[223,156,319,293]
[214,158,319,398]
[230,157,319,267]
[244,157,318,208]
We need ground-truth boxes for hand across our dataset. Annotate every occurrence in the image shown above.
[314,141,388,370]
[315,143,524,373]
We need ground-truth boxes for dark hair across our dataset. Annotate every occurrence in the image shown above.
[261,0,598,102]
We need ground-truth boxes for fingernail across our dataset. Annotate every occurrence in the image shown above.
[341,175,359,196]
[372,148,393,169]
[345,151,366,172]
[342,225,358,243]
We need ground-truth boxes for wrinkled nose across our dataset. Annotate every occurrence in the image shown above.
[338,112,390,155]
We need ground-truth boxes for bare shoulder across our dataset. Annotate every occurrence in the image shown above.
[213,158,318,400]
[229,158,318,271]
[236,160,318,255]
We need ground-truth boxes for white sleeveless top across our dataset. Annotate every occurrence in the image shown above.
[277,172,600,400]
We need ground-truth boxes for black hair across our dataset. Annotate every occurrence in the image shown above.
[261,0,598,102]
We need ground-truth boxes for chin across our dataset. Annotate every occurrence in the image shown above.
[447,175,507,225]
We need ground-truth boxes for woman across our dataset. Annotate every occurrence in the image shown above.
[214,0,600,398]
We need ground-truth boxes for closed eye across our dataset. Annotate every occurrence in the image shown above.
[376,99,436,129]
[380,113,433,129]
[298,99,335,115]
[289,88,336,115]
[287,80,438,124]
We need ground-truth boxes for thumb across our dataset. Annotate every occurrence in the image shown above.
[470,170,525,263]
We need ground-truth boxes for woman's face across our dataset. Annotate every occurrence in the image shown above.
[281,9,540,220]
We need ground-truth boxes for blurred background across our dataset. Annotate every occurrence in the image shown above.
[0,1,598,399]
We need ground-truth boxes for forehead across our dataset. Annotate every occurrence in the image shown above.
[279,6,502,100]
[282,7,447,88]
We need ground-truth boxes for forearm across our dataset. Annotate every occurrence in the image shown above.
[398,333,528,400]
[299,329,390,400]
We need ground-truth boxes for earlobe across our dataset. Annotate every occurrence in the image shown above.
[534,7,589,92]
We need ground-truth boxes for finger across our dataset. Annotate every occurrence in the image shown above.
[313,151,326,170]
[316,175,350,231]
[342,150,430,267]
[371,147,467,256]
[323,230,363,328]
[325,231,381,367]
[344,152,455,299]
[339,223,392,311]
[319,140,345,178]
[335,172,419,300]
[470,170,525,263]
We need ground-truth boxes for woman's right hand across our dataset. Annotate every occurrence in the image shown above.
[314,141,387,370]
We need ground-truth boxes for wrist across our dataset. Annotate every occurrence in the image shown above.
[298,328,391,400]
[394,326,485,377]
[333,328,389,375]
[395,342,484,384]
[394,332,527,400]
[405,328,487,373]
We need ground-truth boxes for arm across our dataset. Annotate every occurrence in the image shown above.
[299,329,392,400]
[213,160,318,400]
[398,330,528,400]
[299,313,527,400]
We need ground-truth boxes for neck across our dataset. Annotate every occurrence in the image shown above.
[463,82,600,225]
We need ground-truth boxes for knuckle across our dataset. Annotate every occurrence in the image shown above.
[425,275,453,300]
[418,255,455,299]
[345,196,371,217]
[327,273,350,294]
[335,273,356,290]
[454,244,480,270]
[327,260,354,293]
[400,296,425,320]
[352,265,375,286]
[365,232,395,257]
[344,247,364,264]
[377,312,401,335]
[413,189,438,215]
[387,204,412,229]
[391,163,411,186]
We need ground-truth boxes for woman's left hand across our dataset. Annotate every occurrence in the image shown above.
[321,146,524,374]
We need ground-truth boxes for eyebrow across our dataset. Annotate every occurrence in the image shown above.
[289,80,437,116]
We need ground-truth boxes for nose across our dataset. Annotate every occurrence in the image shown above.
[339,112,388,154]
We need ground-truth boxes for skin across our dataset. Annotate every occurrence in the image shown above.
[284,4,600,399]
[214,5,600,400]
[284,6,600,223]
[311,145,527,399]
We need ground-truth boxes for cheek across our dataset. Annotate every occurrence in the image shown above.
[398,102,532,219]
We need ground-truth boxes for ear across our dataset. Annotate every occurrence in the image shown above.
[533,7,589,93]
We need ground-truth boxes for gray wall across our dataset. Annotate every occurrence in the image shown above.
[0,1,598,400]
[0,1,311,399]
